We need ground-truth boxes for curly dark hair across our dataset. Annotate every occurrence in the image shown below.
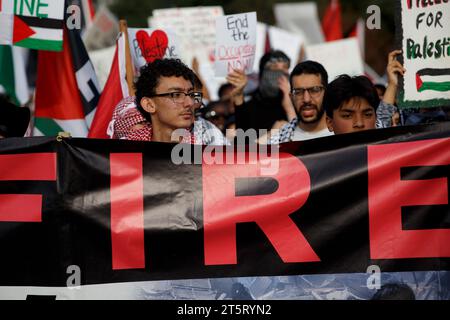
[134,59,195,121]
[290,60,328,88]
[323,75,380,118]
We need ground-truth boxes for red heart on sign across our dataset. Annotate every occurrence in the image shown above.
[136,30,169,63]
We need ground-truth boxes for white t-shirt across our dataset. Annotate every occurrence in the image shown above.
[291,126,334,141]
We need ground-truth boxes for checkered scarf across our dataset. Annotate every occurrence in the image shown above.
[269,118,299,144]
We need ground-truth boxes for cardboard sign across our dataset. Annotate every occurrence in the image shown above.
[306,38,364,82]
[128,28,181,75]
[215,12,257,77]
[150,7,225,100]
[150,6,224,66]
[253,22,268,73]
[83,5,120,51]
[274,2,324,45]
[268,26,305,71]
[397,0,450,108]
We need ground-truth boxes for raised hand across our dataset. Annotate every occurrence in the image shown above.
[226,69,248,106]
[386,50,406,87]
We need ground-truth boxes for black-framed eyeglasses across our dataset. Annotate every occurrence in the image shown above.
[291,86,324,98]
[151,92,203,105]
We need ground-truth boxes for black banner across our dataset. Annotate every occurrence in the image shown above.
[0,124,449,289]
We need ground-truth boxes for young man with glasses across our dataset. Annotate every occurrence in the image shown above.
[269,61,334,144]
[109,59,230,145]
[108,59,201,143]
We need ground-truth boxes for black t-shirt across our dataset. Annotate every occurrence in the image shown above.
[234,90,288,134]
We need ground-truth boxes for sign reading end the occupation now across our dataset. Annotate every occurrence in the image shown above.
[215,12,257,77]
[398,0,450,108]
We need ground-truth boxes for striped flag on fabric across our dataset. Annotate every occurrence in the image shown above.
[0,0,65,51]
[34,27,100,137]
[0,12,35,45]
[88,32,130,138]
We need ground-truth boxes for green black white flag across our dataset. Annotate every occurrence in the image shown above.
[0,0,65,51]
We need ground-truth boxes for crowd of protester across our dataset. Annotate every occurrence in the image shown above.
[102,49,449,145]
[1,49,449,144]
[2,49,448,302]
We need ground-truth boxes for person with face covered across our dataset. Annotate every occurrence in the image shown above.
[269,60,334,144]
[226,50,295,137]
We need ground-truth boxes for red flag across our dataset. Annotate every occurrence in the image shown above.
[35,30,87,136]
[88,33,129,138]
[322,0,343,42]
[264,28,271,53]
[85,0,96,20]
[34,27,100,137]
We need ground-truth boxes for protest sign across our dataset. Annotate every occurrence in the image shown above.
[397,0,450,108]
[306,38,364,82]
[127,28,181,76]
[252,22,268,73]
[274,2,324,45]
[83,5,119,51]
[150,6,223,66]
[150,7,224,100]
[215,12,257,77]
[268,26,305,72]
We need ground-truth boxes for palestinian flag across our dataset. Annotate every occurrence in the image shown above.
[88,32,130,138]
[0,12,35,45]
[0,45,29,105]
[0,0,65,51]
[34,27,100,137]
[416,68,450,93]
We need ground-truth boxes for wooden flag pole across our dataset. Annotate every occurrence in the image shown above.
[119,20,135,96]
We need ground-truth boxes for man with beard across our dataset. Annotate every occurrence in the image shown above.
[269,61,333,144]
